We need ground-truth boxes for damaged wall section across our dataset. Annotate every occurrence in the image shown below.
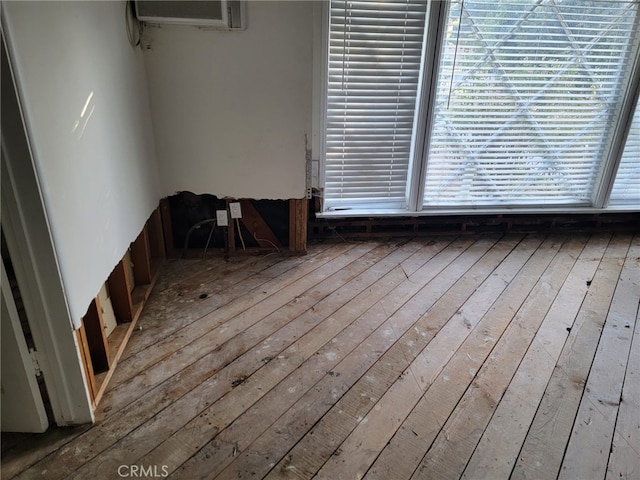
[166,192,305,256]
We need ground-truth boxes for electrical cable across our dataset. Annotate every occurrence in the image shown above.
[235,218,246,250]
[182,218,217,258]
[253,235,282,256]
[202,220,217,259]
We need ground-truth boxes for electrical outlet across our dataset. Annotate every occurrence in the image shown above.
[229,202,242,219]
[216,210,229,227]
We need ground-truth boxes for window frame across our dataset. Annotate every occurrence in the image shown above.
[316,0,640,217]
[609,93,640,205]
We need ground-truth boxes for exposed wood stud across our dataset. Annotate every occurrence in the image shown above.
[81,296,110,374]
[289,198,308,254]
[75,325,97,403]
[130,228,152,285]
[107,259,134,324]
[159,198,174,255]
[147,208,166,260]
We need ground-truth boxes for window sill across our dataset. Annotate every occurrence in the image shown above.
[317,204,640,219]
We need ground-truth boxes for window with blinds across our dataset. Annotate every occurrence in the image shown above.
[322,0,640,213]
[610,96,640,204]
[324,0,428,210]
[423,0,640,207]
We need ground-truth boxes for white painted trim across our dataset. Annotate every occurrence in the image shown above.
[313,0,329,192]
[592,10,640,208]
[1,28,93,426]
[316,205,640,218]
[1,261,49,433]
[407,1,450,212]
[1,145,94,426]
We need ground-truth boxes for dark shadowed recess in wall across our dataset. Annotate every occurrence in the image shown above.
[168,191,289,251]
[309,212,640,239]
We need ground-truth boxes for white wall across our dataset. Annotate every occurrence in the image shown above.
[3,1,161,328]
[143,1,313,199]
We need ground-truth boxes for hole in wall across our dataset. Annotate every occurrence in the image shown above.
[168,191,290,251]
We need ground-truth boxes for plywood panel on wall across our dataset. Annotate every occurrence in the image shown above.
[98,284,117,337]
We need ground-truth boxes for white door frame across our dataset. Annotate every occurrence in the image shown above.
[1,261,49,433]
[1,31,93,427]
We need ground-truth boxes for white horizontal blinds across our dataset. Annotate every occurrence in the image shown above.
[324,0,427,209]
[610,96,640,204]
[423,0,640,207]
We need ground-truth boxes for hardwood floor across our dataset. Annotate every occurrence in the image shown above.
[3,233,639,480]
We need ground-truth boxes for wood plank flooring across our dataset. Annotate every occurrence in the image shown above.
[3,233,639,480]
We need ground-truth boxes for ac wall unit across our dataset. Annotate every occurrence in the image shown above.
[134,1,245,29]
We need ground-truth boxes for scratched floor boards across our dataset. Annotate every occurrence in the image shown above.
[3,233,639,480]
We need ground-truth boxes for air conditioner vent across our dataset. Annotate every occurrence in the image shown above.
[134,1,245,29]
